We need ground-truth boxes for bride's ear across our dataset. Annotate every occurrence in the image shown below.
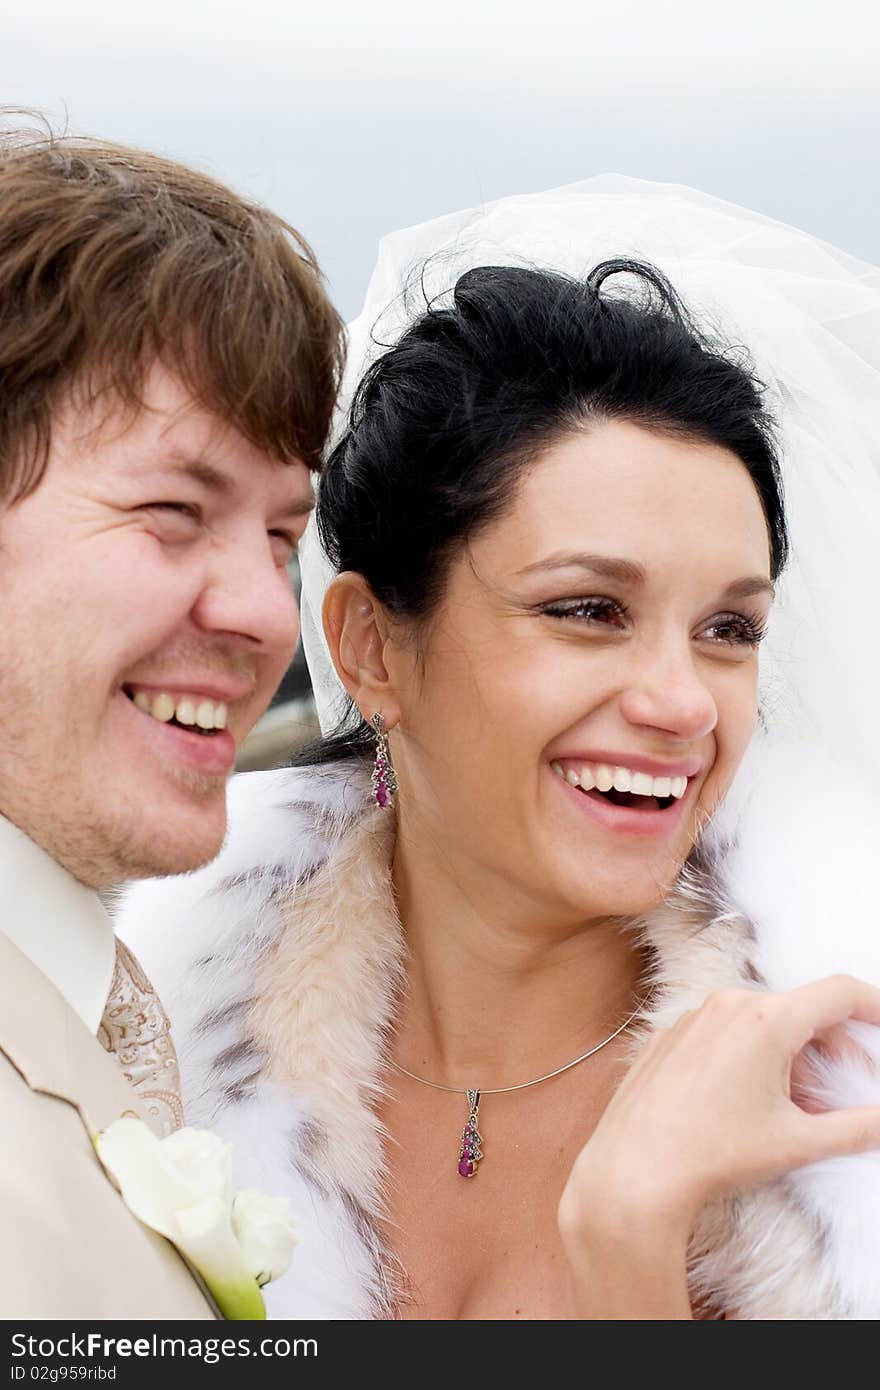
[322,572,402,724]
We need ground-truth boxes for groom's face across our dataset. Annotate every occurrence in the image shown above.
[0,362,313,887]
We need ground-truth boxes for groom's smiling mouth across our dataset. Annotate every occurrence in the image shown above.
[122,684,229,736]
[119,681,249,778]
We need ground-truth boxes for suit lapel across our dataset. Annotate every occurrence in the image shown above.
[0,931,156,1139]
[0,932,220,1318]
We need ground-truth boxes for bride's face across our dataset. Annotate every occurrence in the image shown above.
[389,418,775,920]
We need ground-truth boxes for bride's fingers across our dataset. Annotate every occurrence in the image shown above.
[795,1104,880,1163]
[782,975,880,1046]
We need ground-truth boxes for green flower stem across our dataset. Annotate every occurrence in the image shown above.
[174,1199,268,1321]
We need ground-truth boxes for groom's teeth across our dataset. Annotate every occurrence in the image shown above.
[565,768,580,786]
[612,767,632,793]
[196,701,215,730]
[152,693,175,722]
[128,689,228,731]
[595,765,615,793]
[578,765,596,791]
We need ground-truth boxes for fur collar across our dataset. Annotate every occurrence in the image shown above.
[117,737,880,1319]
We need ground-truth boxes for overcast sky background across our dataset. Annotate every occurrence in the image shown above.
[4,0,878,318]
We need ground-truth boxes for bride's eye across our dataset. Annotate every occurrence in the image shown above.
[701,612,768,647]
[541,596,629,628]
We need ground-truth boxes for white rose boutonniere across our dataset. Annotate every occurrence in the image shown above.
[95,1117,298,1320]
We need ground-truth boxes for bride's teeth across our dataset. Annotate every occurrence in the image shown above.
[214,703,228,730]
[595,764,614,793]
[152,692,175,722]
[554,758,691,801]
[176,700,196,726]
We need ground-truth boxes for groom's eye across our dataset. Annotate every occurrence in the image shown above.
[146,502,199,518]
[269,531,298,567]
[140,502,202,540]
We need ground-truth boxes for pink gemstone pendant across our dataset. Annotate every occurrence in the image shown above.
[457,1089,483,1178]
[370,714,398,810]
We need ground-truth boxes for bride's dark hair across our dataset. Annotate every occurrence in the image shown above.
[295,259,787,766]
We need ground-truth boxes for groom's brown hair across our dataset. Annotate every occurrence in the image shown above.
[0,117,345,501]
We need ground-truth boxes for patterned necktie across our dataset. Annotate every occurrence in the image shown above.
[97,938,184,1137]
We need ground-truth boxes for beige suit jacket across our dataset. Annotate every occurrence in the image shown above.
[0,932,215,1320]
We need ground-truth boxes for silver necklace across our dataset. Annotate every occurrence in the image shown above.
[390,1001,644,1179]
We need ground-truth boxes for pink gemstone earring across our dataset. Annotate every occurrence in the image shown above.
[370,713,398,809]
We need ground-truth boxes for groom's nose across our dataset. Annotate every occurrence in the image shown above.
[189,525,301,665]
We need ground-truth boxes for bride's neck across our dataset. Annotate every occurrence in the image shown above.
[390,825,646,1088]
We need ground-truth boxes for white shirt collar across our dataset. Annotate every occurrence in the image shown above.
[0,812,116,1034]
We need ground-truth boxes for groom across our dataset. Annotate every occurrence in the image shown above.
[0,125,343,1318]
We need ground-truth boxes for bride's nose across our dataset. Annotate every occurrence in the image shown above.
[618,648,718,741]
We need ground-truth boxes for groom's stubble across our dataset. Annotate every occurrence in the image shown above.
[0,121,344,887]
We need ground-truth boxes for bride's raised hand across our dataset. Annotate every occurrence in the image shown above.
[558,975,880,1319]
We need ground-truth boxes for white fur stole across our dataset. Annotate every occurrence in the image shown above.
[117,736,880,1319]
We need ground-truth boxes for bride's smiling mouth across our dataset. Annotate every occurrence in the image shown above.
[550,755,702,836]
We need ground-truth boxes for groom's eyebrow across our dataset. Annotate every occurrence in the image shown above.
[157,454,315,516]
[169,457,236,495]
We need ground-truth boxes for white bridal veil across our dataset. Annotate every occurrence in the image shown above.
[299,174,880,782]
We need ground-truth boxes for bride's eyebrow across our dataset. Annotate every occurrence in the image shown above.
[721,575,776,602]
[516,552,647,585]
[515,552,775,601]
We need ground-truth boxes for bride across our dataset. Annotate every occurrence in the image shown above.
[119,178,880,1320]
